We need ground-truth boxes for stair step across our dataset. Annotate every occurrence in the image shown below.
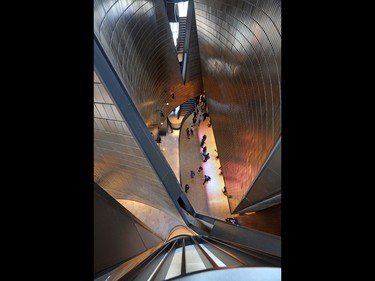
[180,98,196,115]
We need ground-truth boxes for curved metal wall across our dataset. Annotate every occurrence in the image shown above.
[94,0,203,131]
[94,70,185,240]
[194,0,281,211]
[94,0,281,215]
[94,183,163,275]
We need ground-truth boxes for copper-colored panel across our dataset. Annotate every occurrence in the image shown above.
[94,70,184,239]
[194,0,281,211]
[94,0,281,215]
[94,0,204,132]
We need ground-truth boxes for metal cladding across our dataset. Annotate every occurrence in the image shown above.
[94,0,281,214]
[94,70,185,239]
[194,0,281,212]
[94,0,203,129]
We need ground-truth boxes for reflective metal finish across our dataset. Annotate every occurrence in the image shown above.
[94,0,281,214]
[234,138,281,213]
[194,0,281,212]
[94,70,185,239]
[94,0,203,131]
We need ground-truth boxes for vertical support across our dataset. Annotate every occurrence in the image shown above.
[94,35,196,227]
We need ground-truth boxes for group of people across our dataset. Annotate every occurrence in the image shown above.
[181,96,236,225]
[185,166,210,193]
[183,95,215,193]
[186,126,194,139]
[225,217,239,225]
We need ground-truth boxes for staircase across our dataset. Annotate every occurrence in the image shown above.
[168,98,196,130]
[177,17,187,54]
[179,97,196,117]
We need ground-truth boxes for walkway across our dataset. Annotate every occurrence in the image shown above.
[160,109,232,221]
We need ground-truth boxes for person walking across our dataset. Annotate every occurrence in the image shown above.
[198,114,203,126]
[203,111,208,121]
[203,153,210,162]
[203,175,211,185]
[185,184,190,193]
[190,170,195,178]
[226,217,239,225]
[200,134,207,147]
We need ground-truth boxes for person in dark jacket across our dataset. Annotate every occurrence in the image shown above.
[185,184,190,193]
[203,175,211,185]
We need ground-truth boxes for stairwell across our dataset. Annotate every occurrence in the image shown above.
[177,16,187,54]
[168,97,197,130]
[179,97,196,117]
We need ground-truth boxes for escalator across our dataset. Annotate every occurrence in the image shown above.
[115,235,280,280]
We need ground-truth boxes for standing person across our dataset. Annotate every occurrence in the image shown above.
[197,166,203,173]
[203,111,208,121]
[203,153,210,162]
[201,152,207,161]
[190,170,195,178]
[202,146,207,153]
[198,114,203,126]
[222,186,227,195]
[192,116,197,126]
[226,218,239,225]
[186,127,190,138]
[203,175,211,185]
[200,134,207,147]
[185,184,190,193]
[226,218,236,224]
[201,103,206,112]
[190,126,194,136]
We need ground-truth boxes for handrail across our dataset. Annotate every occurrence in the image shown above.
[118,239,178,281]
[197,236,248,266]
[191,236,219,269]
[203,236,281,266]
[168,106,195,130]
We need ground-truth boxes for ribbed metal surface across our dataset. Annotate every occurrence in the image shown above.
[94,70,185,239]
[234,138,281,213]
[185,4,204,86]
[94,0,203,132]
[194,0,281,212]
[94,0,281,215]
[94,183,163,275]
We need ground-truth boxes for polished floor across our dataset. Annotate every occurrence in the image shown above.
[160,110,232,221]
[160,109,281,236]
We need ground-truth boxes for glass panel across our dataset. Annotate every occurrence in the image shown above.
[200,244,226,267]
[178,1,188,17]
[185,245,206,273]
[165,247,182,279]
[169,22,179,47]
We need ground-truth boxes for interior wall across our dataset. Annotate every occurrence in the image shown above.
[94,69,186,240]
[194,0,281,212]
[94,0,204,131]
[94,183,163,276]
